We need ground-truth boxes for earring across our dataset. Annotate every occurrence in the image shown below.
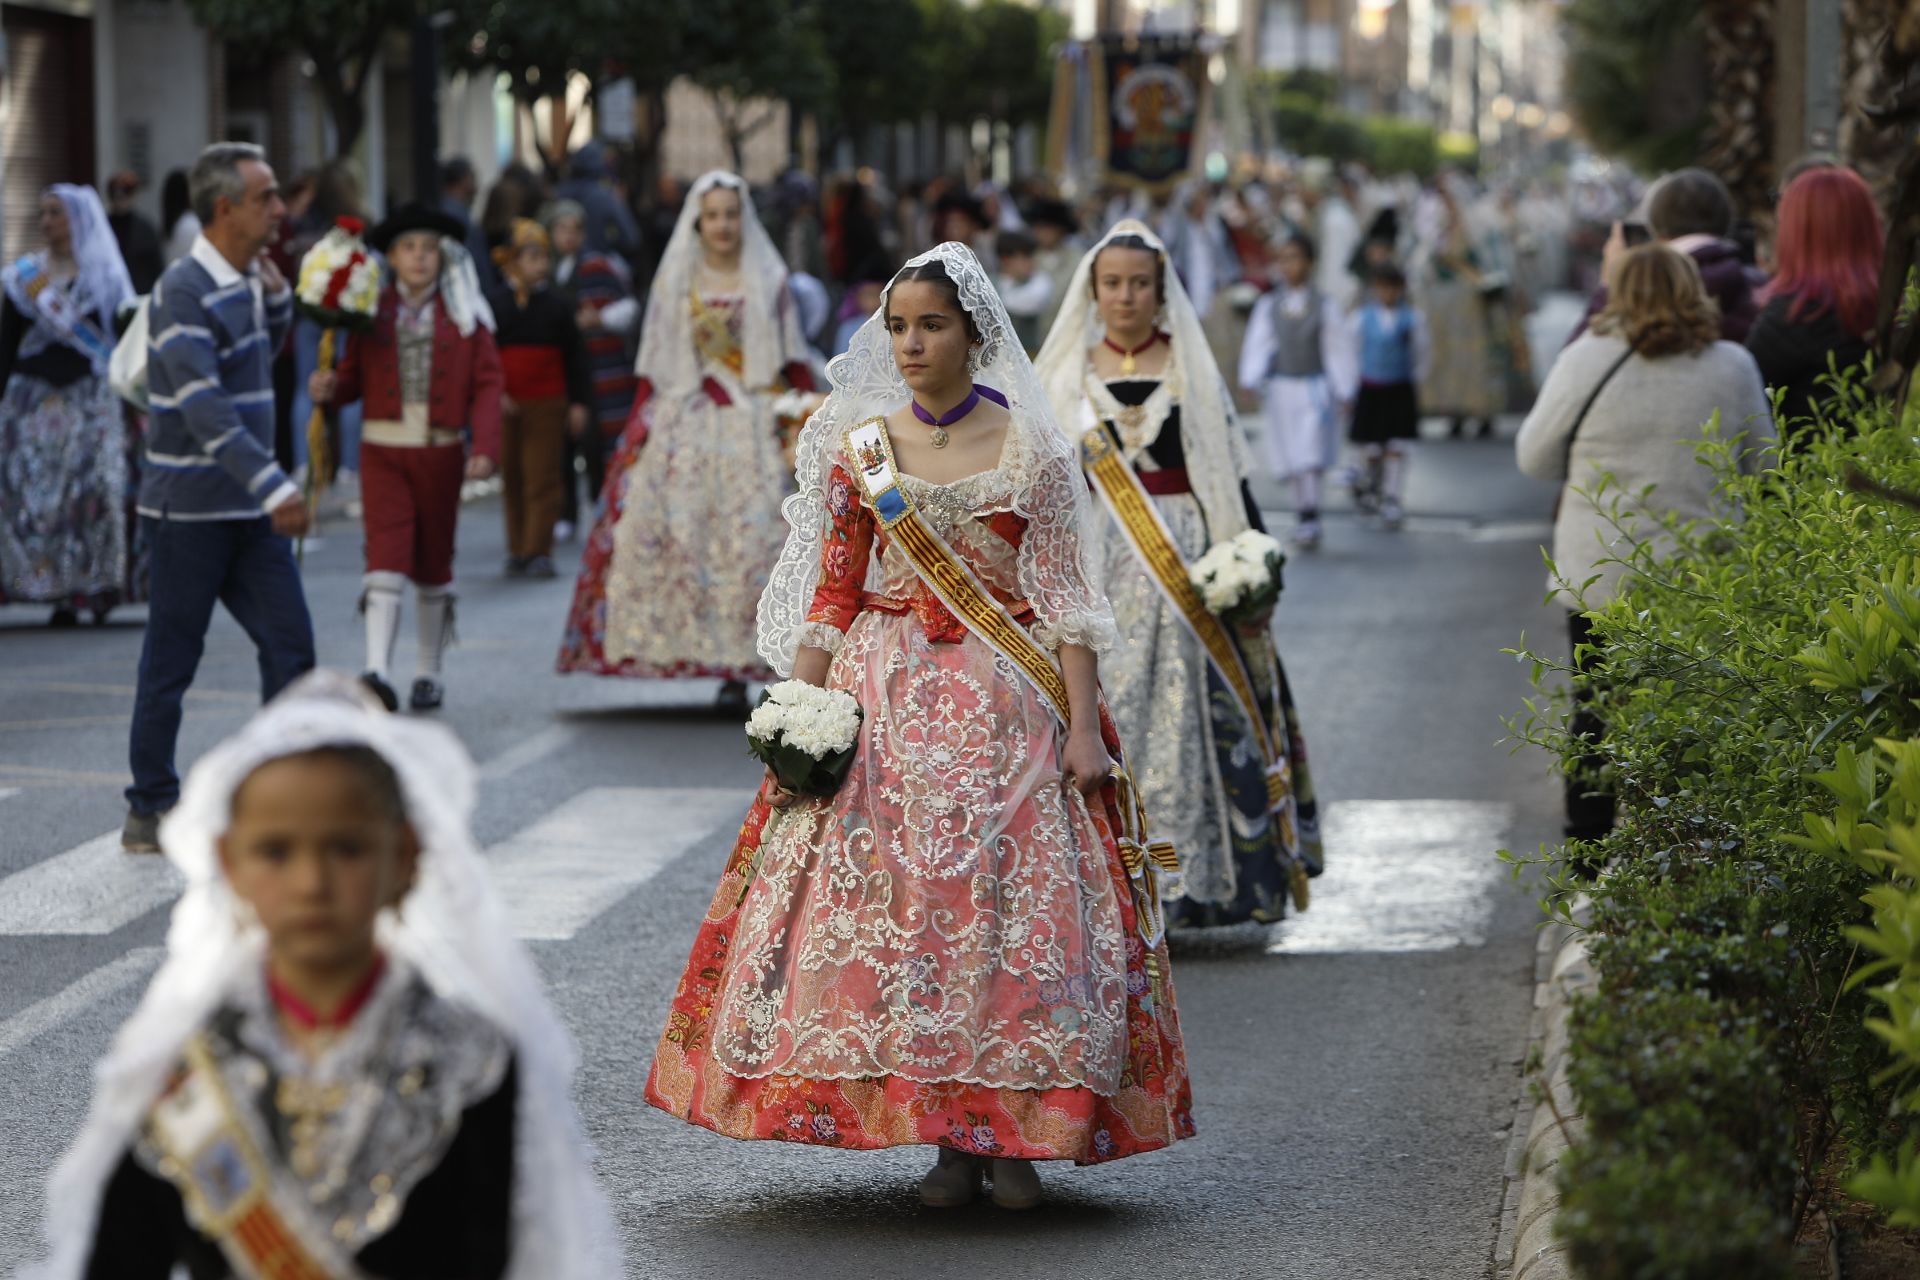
[230,897,260,933]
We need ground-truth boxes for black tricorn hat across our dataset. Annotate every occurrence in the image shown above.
[368,203,466,254]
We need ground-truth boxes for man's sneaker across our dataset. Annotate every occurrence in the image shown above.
[1381,500,1404,531]
[1291,517,1323,551]
[523,555,558,579]
[504,556,528,578]
[122,809,163,854]
[359,671,400,712]
[409,678,444,713]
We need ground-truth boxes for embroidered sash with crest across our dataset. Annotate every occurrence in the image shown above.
[8,255,114,366]
[842,414,1186,943]
[145,1034,368,1280]
[1081,421,1291,814]
[845,416,1073,725]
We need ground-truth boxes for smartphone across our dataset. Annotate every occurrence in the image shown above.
[1619,221,1652,248]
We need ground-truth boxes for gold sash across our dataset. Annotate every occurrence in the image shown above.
[1081,422,1289,812]
[845,416,1193,943]
[145,1035,367,1280]
[844,417,1072,726]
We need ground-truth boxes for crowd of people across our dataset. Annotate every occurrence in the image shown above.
[1,128,1895,1274]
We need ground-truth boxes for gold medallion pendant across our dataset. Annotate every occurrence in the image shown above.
[929,426,949,448]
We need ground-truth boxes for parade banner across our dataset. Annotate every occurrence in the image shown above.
[1091,35,1209,194]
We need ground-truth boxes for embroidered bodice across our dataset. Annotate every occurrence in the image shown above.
[689,289,745,378]
[802,413,1115,653]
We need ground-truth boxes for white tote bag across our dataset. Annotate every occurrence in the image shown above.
[108,295,150,411]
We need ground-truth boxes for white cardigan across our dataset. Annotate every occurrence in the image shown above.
[1515,333,1773,606]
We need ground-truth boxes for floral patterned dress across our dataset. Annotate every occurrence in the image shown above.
[0,290,139,610]
[557,290,807,679]
[645,416,1195,1163]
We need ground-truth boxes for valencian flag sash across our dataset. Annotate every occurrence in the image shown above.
[842,414,1182,944]
[1091,35,1208,194]
[145,1035,369,1280]
[1080,420,1292,814]
[844,414,1074,727]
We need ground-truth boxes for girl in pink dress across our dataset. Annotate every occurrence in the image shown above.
[645,243,1194,1209]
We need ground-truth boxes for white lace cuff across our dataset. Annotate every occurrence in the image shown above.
[796,621,847,656]
[1031,612,1119,656]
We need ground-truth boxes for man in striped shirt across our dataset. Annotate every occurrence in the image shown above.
[123,142,316,852]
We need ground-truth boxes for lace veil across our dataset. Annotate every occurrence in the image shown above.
[633,169,805,396]
[25,672,623,1280]
[1034,218,1253,544]
[3,184,135,374]
[756,241,1114,674]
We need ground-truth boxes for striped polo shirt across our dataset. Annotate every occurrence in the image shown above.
[137,236,296,521]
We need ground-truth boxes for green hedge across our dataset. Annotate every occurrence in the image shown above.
[1248,72,1471,178]
[1509,369,1920,1274]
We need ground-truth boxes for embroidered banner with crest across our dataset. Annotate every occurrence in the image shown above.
[1091,36,1209,195]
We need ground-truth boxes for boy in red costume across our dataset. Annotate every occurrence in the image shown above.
[310,204,502,712]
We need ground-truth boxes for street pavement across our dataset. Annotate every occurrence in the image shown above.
[0,380,1569,1278]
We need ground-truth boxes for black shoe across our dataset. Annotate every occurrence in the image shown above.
[49,606,78,628]
[1475,417,1495,439]
[121,809,163,854]
[716,680,752,714]
[408,678,444,712]
[523,555,557,579]
[359,671,400,712]
[1449,416,1467,439]
[504,556,528,578]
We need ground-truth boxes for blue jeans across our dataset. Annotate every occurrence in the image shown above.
[126,515,316,815]
[291,317,363,473]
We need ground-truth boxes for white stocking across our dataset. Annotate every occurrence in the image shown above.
[416,584,454,680]
[1382,445,1410,502]
[1289,470,1323,516]
[362,572,405,679]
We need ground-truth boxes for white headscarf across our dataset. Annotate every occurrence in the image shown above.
[633,169,805,397]
[756,241,1116,674]
[25,672,623,1280]
[437,237,496,337]
[3,184,135,373]
[1034,219,1254,544]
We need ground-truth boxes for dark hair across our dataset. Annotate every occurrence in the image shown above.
[1089,233,1166,302]
[1281,231,1318,262]
[233,745,407,823]
[1646,167,1735,241]
[439,156,476,191]
[161,169,192,237]
[996,229,1037,260]
[886,258,980,341]
[1369,262,1407,289]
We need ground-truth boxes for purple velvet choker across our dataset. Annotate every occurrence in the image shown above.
[908,385,1005,447]
[910,386,981,427]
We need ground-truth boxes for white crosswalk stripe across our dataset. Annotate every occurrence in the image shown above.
[1266,799,1514,955]
[0,833,185,936]
[0,786,749,940]
[492,787,745,940]
[0,947,162,1060]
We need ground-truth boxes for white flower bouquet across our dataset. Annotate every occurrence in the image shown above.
[746,680,863,797]
[294,217,382,332]
[1189,529,1286,627]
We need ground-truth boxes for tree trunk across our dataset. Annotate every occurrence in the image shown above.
[1840,0,1911,210]
[1699,0,1777,219]
[312,54,368,158]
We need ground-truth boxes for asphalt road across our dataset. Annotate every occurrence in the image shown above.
[0,404,1567,1279]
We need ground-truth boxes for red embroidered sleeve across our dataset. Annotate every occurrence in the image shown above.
[804,463,875,640]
